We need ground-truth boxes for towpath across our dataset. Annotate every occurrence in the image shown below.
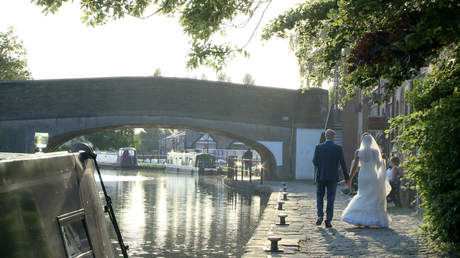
[242,180,437,257]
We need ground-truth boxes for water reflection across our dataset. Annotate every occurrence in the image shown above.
[97,169,268,257]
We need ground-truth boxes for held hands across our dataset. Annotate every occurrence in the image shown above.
[344,178,352,188]
[344,170,353,187]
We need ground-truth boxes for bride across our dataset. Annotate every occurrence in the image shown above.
[342,133,392,228]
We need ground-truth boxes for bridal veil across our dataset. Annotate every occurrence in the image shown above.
[359,134,391,197]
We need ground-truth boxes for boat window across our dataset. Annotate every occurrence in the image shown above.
[128,149,135,156]
[57,209,94,258]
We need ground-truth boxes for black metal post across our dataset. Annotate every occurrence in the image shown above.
[249,159,252,183]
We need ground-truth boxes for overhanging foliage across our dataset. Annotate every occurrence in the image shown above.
[263,0,460,100]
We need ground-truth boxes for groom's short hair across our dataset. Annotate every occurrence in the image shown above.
[325,129,335,140]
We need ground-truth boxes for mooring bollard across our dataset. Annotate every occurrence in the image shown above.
[276,214,289,226]
[280,182,286,192]
[264,236,283,252]
[277,200,285,210]
[282,191,289,200]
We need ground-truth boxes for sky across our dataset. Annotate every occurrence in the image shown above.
[0,0,307,89]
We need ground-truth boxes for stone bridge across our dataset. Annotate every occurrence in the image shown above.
[0,77,328,180]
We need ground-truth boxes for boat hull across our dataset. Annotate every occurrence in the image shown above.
[0,151,114,258]
[164,164,222,175]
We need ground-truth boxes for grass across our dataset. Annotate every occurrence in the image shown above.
[139,163,164,168]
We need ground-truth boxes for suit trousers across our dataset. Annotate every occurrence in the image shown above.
[316,180,338,222]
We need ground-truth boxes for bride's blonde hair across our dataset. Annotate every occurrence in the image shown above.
[359,133,374,162]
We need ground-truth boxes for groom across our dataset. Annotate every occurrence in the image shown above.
[312,129,349,228]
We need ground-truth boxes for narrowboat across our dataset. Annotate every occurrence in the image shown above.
[96,147,139,169]
[165,151,222,175]
[0,143,128,258]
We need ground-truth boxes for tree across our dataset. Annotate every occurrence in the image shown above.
[217,72,231,82]
[57,135,93,151]
[242,73,255,85]
[137,128,161,153]
[87,129,140,150]
[153,68,162,77]
[0,27,33,81]
[390,51,460,254]
[262,0,460,99]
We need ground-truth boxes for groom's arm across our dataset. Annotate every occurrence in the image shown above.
[312,145,320,167]
[339,147,349,180]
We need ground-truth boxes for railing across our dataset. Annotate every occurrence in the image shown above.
[324,102,334,131]
[227,156,263,184]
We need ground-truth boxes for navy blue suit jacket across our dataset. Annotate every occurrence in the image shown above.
[312,140,349,182]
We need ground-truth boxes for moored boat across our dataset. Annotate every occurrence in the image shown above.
[0,143,128,258]
[165,151,222,175]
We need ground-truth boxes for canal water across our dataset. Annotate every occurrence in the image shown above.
[96,169,269,257]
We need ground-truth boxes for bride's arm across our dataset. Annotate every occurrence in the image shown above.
[349,150,360,180]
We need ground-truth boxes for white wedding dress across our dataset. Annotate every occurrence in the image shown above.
[342,135,391,228]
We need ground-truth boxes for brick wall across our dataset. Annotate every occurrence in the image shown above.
[342,92,360,170]
[0,77,328,129]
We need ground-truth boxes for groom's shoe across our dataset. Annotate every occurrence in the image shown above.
[325,221,333,228]
[316,217,323,226]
